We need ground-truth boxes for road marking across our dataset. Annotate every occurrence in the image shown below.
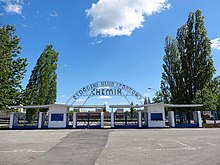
[0,140,60,143]
[157,143,164,147]
[175,141,189,147]
[0,149,46,153]
[207,142,217,146]
[154,147,198,151]
[193,137,218,147]
[162,139,198,150]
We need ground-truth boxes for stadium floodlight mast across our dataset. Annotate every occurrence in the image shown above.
[148,87,162,102]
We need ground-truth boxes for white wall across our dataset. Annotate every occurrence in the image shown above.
[48,104,69,128]
[147,103,165,128]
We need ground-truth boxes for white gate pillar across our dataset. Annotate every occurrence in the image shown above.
[138,111,142,128]
[73,112,77,128]
[9,112,15,129]
[101,112,104,128]
[193,111,202,128]
[168,111,175,128]
[38,112,45,129]
[111,112,114,128]
[197,111,202,128]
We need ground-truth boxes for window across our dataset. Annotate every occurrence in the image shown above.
[51,114,64,121]
[151,113,163,121]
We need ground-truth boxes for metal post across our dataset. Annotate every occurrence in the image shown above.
[125,113,127,126]
[214,111,216,127]
[101,112,104,128]
[73,112,77,128]
[138,111,142,128]
[111,112,114,128]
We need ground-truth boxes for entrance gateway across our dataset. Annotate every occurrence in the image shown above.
[8,81,203,129]
[66,81,145,105]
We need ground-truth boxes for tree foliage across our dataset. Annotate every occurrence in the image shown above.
[194,77,220,111]
[161,10,215,106]
[103,104,107,112]
[130,101,134,118]
[0,25,27,109]
[152,90,166,103]
[23,45,58,106]
[144,97,151,104]
[161,36,182,104]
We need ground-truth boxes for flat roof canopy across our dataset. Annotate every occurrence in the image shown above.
[9,105,50,109]
[109,105,142,108]
[109,103,203,109]
[9,103,203,110]
[8,104,105,109]
[70,105,105,109]
[164,104,203,108]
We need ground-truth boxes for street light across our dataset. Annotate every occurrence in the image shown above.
[148,87,158,92]
[148,87,162,103]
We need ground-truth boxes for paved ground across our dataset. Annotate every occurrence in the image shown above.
[1,129,220,165]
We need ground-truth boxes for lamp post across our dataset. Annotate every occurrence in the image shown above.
[148,87,158,92]
[148,87,162,103]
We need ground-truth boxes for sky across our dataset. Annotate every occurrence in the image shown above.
[1,0,220,107]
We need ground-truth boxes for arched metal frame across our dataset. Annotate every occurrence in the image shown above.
[66,81,145,105]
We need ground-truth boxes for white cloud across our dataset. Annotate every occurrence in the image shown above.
[98,96,112,99]
[48,10,58,17]
[5,3,22,14]
[91,39,103,45]
[211,38,220,50]
[86,0,171,37]
[97,40,102,44]
[1,0,24,15]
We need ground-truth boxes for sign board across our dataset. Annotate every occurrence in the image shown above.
[68,81,144,104]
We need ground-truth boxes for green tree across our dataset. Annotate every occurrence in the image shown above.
[0,25,27,109]
[152,90,163,103]
[194,77,220,111]
[144,97,151,104]
[23,45,58,107]
[161,10,215,105]
[161,36,182,104]
[215,76,220,110]
[103,104,107,112]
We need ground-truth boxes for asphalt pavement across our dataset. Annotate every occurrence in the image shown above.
[1,129,220,165]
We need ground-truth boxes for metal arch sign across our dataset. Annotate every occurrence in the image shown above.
[66,81,145,105]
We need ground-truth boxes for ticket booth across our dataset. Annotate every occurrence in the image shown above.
[48,104,69,128]
[145,103,166,128]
